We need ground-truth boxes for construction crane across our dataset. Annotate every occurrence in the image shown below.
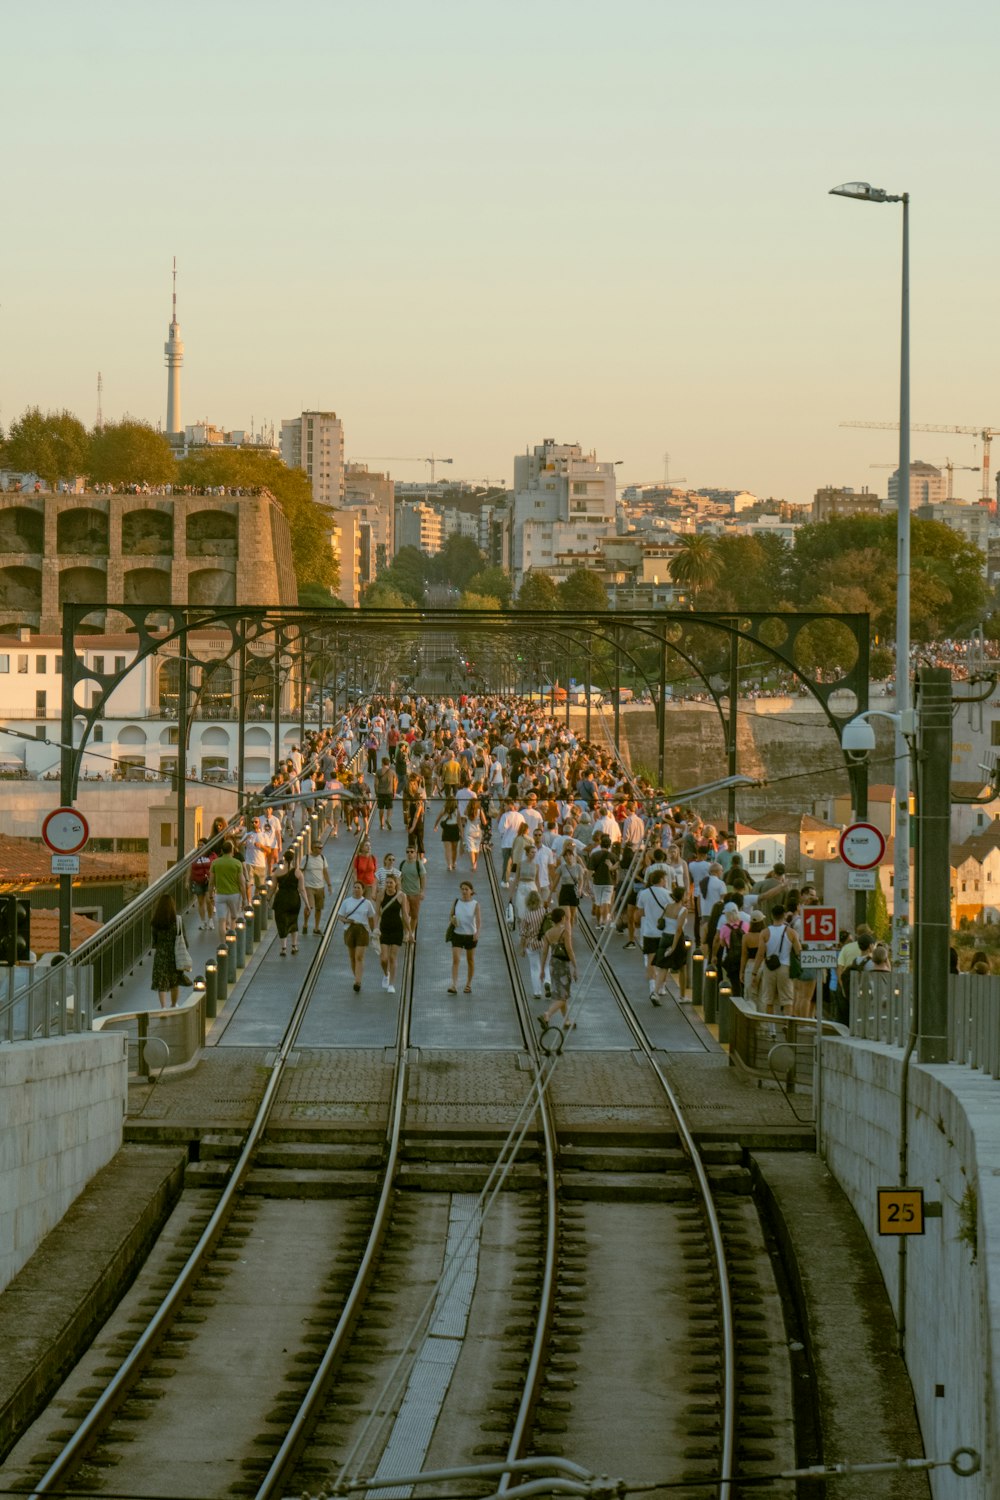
[842,421,999,503]
[349,455,454,484]
[869,459,979,501]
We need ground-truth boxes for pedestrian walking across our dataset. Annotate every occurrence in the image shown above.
[150,893,189,1009]
[378,874,405,993]
[273,848,307,957]
[537,908,577,1030]
[446,880,481,994]
[301,841,333,933]
[519,888,547,999]
[339,880,376,992]
[435,796,461,872]
[208,839,248,941]
[463,798,486,871]
[399,845,426,941]
[354,839,378,901]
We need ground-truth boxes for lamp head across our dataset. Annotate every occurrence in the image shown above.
[829,181,899,204]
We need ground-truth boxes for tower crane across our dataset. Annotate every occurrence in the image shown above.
[869,458,979,501]
[842,420,999,503]
[349,454,454,484]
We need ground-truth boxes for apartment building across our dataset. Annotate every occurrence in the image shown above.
[511,438,616,588]
[279,411,345,507]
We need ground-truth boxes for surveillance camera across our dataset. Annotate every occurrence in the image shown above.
[842,716,876,760]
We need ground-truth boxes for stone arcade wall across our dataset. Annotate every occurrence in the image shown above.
[821,1038,1000,1498]
[0,1034,127,1293]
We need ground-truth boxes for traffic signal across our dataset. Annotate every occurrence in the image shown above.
[0,896,31,966]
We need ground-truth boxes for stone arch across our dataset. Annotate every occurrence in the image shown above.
[57,508,108,557]
[245,726,271,747]
[201,725,230,746]
[160,725,179,745]
[0,565,42,612]
[188,567,236,607]
[1,506,44,554]
[186,507,238,558]
[123,567,171,606]
[58,566,107,608]
[200,660,233,716]
[118,724,147,746]
[122,508,173,557]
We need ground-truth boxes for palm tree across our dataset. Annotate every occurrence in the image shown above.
[668,535,723,605]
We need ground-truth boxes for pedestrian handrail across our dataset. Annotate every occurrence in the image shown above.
[850,969,1000,1078]
[94,991,206,1077]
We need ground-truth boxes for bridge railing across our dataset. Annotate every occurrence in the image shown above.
[850,970,1000,1078]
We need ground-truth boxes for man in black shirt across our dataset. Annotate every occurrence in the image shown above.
[587,834,619,928]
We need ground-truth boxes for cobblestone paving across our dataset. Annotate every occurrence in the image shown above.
[547,1052,678,1128]
[661,1051,807,1130]
[127,1048,269,1122]
[273,1049,394,1121]
[406,1049,535,1125]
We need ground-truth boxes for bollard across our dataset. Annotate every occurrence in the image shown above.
[243,908,256,958]
[253,898,263,942]
[216,946,229,1004]
[235,920,246,969]
[692,952,704,1009]
[718,984,732,1045]
[704,967,719,1025]
[226,933,238,985]
[205,962,218,1019]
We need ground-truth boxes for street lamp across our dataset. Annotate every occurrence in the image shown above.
[831,179,911,970]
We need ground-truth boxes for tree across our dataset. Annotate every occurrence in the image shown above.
[668,535,723,602]
[866,880,890,942]
[298,581,345,610]
[429,534,486,592]
[557,567,608,611]
[457,591,502,610]
[177,449,337,594]
[377,546,429,604]
[361,581,414,610]
[466,565,513,607]
[5,407,89,488]
[88,419,177,486]
[515,571,559,610]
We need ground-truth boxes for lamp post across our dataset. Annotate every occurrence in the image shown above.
[830,180,911,970]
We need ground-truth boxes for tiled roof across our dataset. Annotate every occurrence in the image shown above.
[0,834,146,891]
[29,909,102,956]
[953,823,1000,866]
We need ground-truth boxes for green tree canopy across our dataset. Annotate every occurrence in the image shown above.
[515,571,559,610]
[457,591,502,610]
[668,534,724,601]
[429,533,486,592]
[88,419,177,487]
[177,448,337,594]
[4,407,89,488]
[466,565,512,607]
[376,546,430,604]
[557,567,608,611]
[360,581,414,610]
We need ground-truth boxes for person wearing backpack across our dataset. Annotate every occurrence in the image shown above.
[713,902,748,996]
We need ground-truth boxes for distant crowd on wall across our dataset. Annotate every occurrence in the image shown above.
[0,480,264,497]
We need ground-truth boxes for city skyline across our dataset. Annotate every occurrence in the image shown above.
[2,0,997,502]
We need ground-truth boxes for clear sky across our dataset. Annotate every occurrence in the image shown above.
[2,0,997,501]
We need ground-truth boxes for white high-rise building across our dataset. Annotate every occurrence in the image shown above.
[887,461,947,509]
[280,411,345,507]
[164,258,184,437]
[396,501,445,555]
[511,439,616,588]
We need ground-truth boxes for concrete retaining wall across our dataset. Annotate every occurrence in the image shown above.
[0,1034,127,1293]
[821,1037,999,1496]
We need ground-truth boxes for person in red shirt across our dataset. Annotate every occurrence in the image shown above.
[190,839,217,930]
[354,840,378,900]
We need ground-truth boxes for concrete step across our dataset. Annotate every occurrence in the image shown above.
[396,1163,541,1192]
[559,1171,698,1203]
[402,1138,540,1165]
[698,1142,744,1167]
[558,1144,689,1173]
[255,1141,384,1171]
[184,1160,381,1197]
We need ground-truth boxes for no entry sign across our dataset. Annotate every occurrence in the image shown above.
[839,821,886,871]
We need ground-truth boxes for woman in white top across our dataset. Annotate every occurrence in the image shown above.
[339,880,376,993]
[447,880,481,994]
[511,845,542,921]
[301,842,333,934]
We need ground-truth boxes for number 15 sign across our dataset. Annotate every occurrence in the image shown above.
[802,907,837,944]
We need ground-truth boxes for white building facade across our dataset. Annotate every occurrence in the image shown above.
[396,502,445,556]
[280,411,345,507]
[510,439,616,589]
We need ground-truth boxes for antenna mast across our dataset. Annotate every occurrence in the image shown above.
[96,372,104,434]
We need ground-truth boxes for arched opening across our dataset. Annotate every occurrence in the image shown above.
[159,725,179,745]
[186,508,238,559]
[1,506,44,554]
[201,725,230,746]
[158,659,179,714]
[57,508,109,557]
[58,566,107,608]
[200,661,233,717]
[122,508,173,557]
[188,567,236,606]
[118,725,147,746]
[0,565,42,612]
[123,567,171,606]
[246,664,276,721]
[244,726,271,747]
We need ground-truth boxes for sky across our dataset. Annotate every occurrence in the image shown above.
[2,0,998,502]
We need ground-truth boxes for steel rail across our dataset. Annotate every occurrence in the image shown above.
[26,758,373,1499]
[483,850,561,1493]
[254,895,416,1497]
[574,911,737,1500]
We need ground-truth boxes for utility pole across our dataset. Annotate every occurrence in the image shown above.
[915,666,951,1063]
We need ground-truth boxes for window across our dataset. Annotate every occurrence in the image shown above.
[54,655,62,673]
[36,655,46,673]
[35,725,44,739]
[160,822,173,848]
[115,655,126,673]
[94,725,103,742]
[36,691,46,717]
[93,655,105,674]
[0,655,8,672]
[17,655,28,673]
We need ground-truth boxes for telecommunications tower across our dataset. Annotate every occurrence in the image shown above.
[164,257,184,436]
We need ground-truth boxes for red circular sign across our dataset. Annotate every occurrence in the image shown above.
[839,820,887,871]
[41,806,90,855]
